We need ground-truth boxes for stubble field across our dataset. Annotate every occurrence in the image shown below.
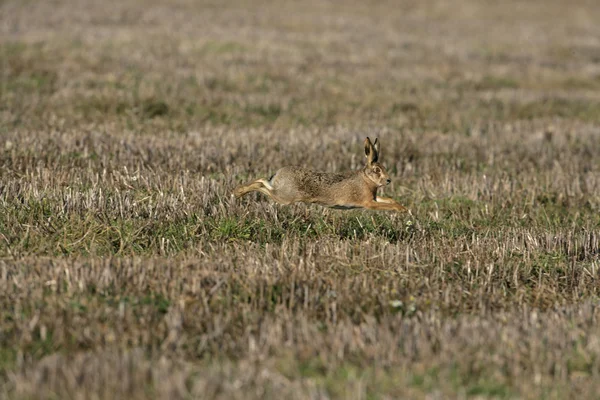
[1,0,600,398]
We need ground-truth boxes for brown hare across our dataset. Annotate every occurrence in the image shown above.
[233,137,407,212]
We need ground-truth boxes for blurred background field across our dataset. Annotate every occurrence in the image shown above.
[1,0,600,398]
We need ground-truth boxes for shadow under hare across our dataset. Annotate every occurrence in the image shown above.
[234,137,407,212]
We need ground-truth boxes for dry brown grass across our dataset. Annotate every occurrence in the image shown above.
[1,0,600,398]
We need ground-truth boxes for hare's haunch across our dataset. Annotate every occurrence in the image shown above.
[233,137,407,212]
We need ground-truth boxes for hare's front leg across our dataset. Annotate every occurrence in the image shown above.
[363,196,407,212]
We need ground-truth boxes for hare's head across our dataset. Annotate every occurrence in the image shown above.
[363,137,391,187]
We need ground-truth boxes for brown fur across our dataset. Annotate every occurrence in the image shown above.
[233,137,407,212]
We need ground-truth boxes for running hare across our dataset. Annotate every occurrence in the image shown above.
[233,137,407,212]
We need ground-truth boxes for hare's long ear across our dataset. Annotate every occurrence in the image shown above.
[364,137,375,165]
[365,137,379,164]
[373,138,380,160]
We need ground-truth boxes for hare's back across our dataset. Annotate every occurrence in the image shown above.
[271,167,351,198]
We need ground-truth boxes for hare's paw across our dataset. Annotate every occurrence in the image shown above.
[394,203,408,212]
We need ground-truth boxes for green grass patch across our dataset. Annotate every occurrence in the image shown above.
[198,40,247,55]
[0,347,17,375]
[473,75,520,91]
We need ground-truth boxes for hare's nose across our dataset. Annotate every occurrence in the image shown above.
[386,178,391,185]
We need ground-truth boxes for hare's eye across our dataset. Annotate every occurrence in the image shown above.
[373,167,380,173]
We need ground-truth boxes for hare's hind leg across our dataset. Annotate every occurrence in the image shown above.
[233,179,273,198]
